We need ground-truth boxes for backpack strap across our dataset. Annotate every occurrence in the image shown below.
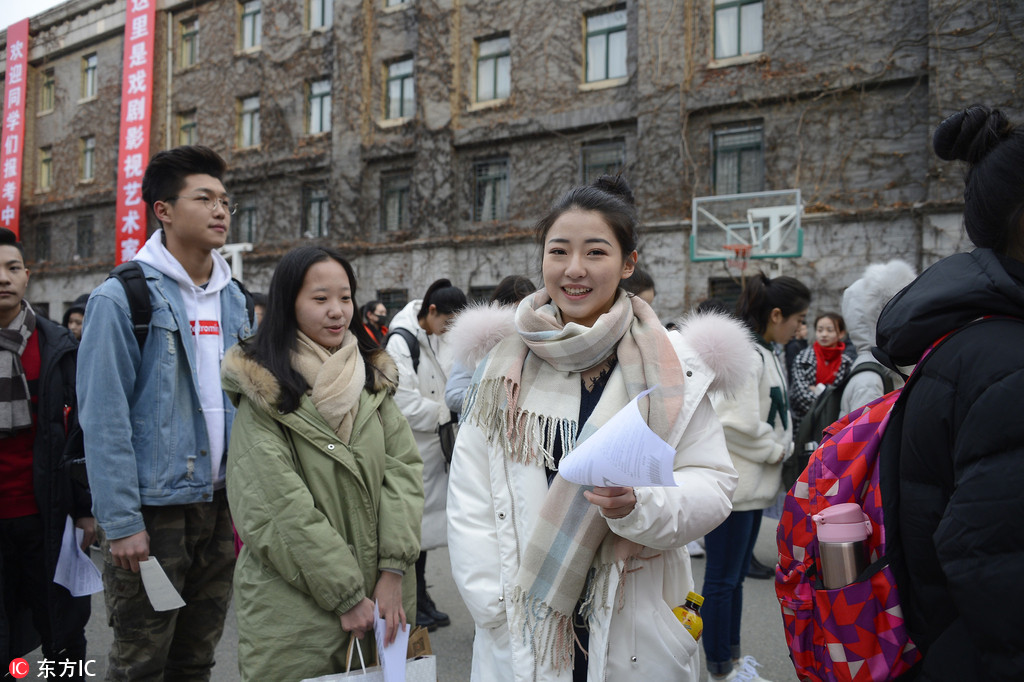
[845,360,895,394]
[386,327,420,373]
[107,262,152,348]
[231,277,256,327]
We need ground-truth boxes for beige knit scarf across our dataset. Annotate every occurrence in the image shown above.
[463,289,687,671]
[290,330,364,443]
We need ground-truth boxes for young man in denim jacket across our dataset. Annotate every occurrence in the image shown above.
[78,146,253,680]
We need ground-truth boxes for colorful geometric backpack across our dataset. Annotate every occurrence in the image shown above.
[772,323,978,681]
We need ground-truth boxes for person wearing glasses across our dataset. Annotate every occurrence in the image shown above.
[77,146,254,680]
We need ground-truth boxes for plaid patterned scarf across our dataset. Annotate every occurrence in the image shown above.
[0,301,36,436]
[463,289,686,670]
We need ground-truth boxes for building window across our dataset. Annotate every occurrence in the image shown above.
[309,0,332,29]
[582,140,625,184]
[36,223,51,262]
[585,7,627,82]
[76,215,94,258]
[378,288,408,317]
[473,158,509,222]
[384,0,409,7]
[238,95,260,147]
[40,69,55,112]
[714,0,763,59]
[713,125,764,195]
[80,136,96,182]
[180,17,199,67]
[81,53,98,99]
[236,204,258,242]
[305,187,329,237]
[240,0,262,50]
[307,79,332,134]
[381,172,411,231]
[476,35,510,103]
[178,109,197,145]
[385,58,414,120]
[39,147,53,191]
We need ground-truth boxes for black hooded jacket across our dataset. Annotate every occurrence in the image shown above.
[876,248,1024,681]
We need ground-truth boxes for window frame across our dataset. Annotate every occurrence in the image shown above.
[711,124,765,196]
[81,53,98,99]
[713,0,763,60]
[178,109,197,145]
[304,186,330,238]
[475,35,511,103]
[239,0,262,51]
[237,95,261,148]
[40,69,55,113]
[76,215,94,259]
[385,58,415,120]
[180,16,199,68]
[307,79,332,134]
[36,223,51,262]
[584,6,628,83]
[235,202,258,243]
[39,147,53,192]
[309,0,332,29]
[581,139,626,184]
[80,136,96,182]
[380,171,412,231]
[472,157,509,222]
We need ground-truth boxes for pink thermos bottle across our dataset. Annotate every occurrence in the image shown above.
[812,503,872,589]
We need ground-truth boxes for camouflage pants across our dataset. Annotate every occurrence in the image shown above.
[99,490,234,682]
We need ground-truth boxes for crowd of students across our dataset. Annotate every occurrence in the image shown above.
[3,102,1022,682]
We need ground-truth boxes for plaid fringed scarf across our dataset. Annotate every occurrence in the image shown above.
[0,301,36,436]
[462,289,687,671]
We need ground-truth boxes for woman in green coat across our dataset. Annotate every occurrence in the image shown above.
[222,246,424,681]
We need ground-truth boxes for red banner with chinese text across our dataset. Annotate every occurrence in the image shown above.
[114,0,156,264]
[0,19,30,238]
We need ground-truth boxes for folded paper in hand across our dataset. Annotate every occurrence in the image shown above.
[558,387,677,488]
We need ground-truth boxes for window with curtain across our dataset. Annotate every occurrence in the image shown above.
[386,58,415,119]
[308,79,332,133]
[713,125,764,195]
[476,35,510,102]
[582,140,625,184]
[473,158,509,222]
[381,172,411,231]
[585,7,627,82]
[714,0,763,59]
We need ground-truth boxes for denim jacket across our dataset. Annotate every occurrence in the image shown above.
[77,262,253,540]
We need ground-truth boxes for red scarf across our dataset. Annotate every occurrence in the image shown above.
[813,340,846,385]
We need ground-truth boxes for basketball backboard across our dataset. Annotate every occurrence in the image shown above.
[690,189,803,262]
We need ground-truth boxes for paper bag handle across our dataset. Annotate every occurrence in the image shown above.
[344,636,367,675]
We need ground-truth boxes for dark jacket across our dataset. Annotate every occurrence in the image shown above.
[5,316,91,657]
[876,248,1024,681]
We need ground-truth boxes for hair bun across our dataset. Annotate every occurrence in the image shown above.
[933,105,1012,164]
[591,174,635,206]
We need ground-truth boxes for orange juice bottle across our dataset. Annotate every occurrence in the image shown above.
[672,591,704,641]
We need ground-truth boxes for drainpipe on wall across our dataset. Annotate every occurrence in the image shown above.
[166,11,173,149]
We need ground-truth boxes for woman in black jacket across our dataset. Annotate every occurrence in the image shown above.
[876,106,1024,680]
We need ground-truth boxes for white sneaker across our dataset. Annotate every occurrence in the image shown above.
[687,540,705,557]
[733,655,772,682]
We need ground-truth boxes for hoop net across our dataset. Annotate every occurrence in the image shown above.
[724,243,753,272]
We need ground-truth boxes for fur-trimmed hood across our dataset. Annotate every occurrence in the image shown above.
[448,303,754,395]
[221,341,399,413]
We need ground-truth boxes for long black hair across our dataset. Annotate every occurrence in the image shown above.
[534,175,639,257]
[417,278,467,320]
[248,246,380,413]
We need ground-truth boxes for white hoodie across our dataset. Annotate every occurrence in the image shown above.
[135,230,232,487]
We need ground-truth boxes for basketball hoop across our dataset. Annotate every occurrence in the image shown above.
[724,243,753,272]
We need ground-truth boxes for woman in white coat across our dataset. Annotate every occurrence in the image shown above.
[447,175,750,682]
[386,278,467,630]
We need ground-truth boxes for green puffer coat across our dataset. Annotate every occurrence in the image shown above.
[222,342,423,682]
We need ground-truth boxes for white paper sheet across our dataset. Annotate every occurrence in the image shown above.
[139,557,186,611]
[557,387,678,488]
[53,515,103,597]
[373,599,410,682]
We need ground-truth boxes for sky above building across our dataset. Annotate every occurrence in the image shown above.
[2,0,65,33]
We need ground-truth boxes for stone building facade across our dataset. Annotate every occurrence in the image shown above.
[2,0,1022,322]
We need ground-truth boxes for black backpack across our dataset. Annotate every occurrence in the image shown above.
[384,327,420,372]
[107,261,255,348]
[783,361,895,491]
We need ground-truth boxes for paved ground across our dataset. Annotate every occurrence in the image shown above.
[26,516,797,680]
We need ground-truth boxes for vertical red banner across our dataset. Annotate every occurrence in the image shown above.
[114,0,156,264]
[0,19,30,238]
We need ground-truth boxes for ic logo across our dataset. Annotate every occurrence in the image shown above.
[9,658,30,678]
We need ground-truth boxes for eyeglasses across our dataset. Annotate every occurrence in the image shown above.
[165,194,238,215]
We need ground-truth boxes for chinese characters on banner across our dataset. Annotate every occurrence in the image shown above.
[0,19,30,237]
[114,0,156,264]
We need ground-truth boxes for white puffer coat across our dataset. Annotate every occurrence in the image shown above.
[386,299,455,551]
[447,310,753,682]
